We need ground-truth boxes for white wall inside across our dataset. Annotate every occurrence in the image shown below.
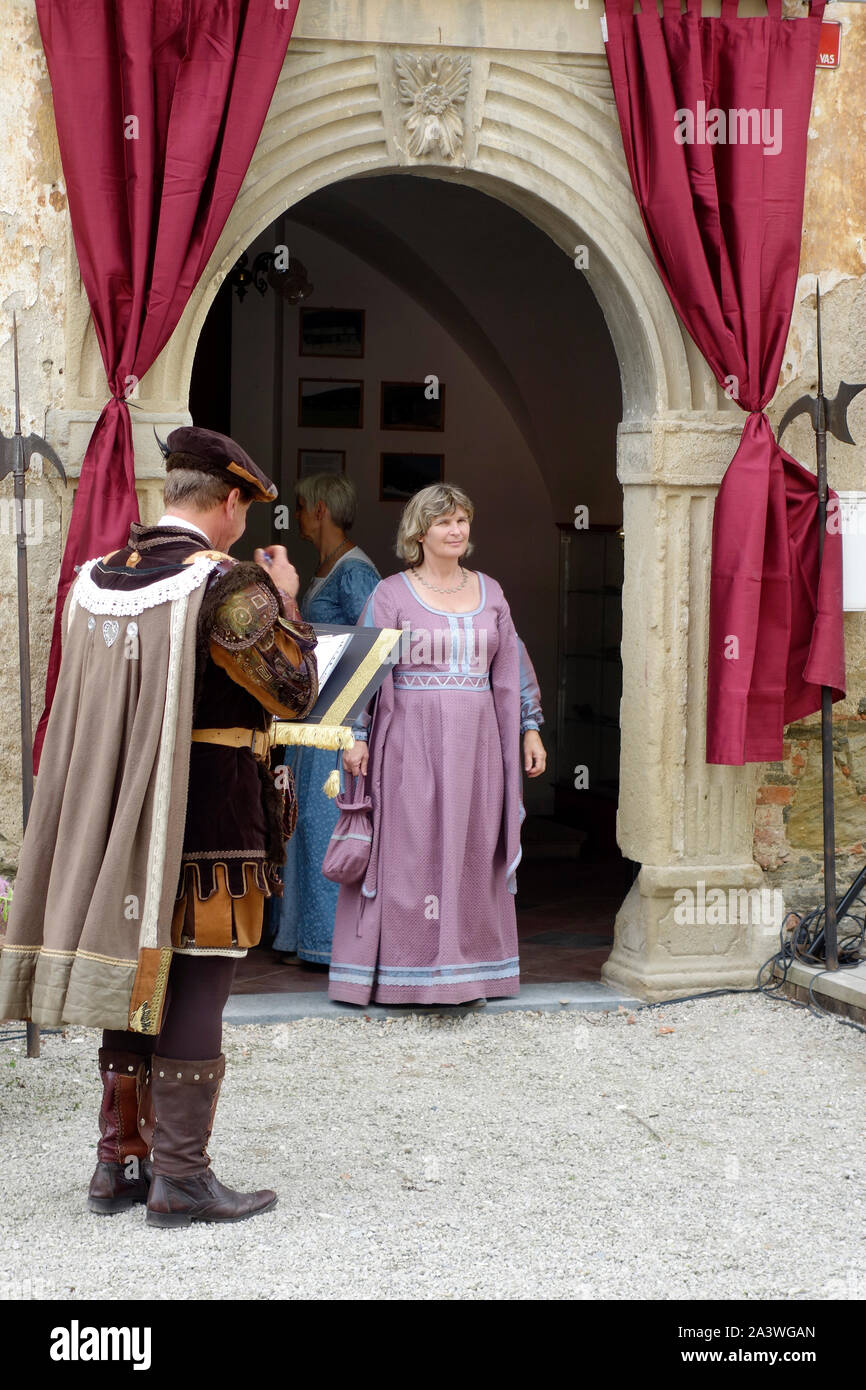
[225,177,623,812]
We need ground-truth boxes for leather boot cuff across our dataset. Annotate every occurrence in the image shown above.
[97,1049,149,1079]
[95,1050,150,1165]
[150,1056,227,1178]
[151,1056,226,1084]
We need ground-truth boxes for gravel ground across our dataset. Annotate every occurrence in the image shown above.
[0,994,864,1301]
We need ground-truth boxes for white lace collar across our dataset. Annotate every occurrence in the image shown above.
[68,552,222,621]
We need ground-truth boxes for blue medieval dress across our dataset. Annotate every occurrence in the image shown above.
[270,547,380,961]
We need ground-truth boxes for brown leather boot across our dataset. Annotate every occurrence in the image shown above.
[138,1060,155,1154]
[146,1055,277,1228]
[87,1049,153,1214]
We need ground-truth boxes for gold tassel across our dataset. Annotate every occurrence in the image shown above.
[322,769,341,798]
[270,721,356,750]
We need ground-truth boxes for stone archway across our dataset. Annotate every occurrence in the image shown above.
[62,37,776,1000]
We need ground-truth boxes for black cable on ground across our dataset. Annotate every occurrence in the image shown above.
[630,898,866,1036]
[2,895,863,1040]
[0,1024,63,1045]
[773,896,866,1036]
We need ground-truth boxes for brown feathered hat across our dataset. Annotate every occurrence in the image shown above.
[154,425,277,504]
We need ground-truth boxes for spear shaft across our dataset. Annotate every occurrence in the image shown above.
[11,315,34,824]
[6,315,36,1056]
[2,318,66,1057]
[778,288,866,971]
[813,286,838,971]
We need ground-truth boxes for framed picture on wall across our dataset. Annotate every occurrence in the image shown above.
[299,308,365,358]
[298,378,364,429]
[380,452,444,502]
[381,381,446,431]
[297,449,346,479]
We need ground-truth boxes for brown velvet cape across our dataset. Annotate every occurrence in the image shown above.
[0,552,222,1033]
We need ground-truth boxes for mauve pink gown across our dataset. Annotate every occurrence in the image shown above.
[328,571,525,1006]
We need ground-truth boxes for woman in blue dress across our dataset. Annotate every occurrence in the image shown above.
[270,473,380,964]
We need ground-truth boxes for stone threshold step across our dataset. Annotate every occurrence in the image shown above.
[776,957,866,1027]
[224,980,640,1025]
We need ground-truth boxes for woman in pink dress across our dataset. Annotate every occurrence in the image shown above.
[328,484,546,1007]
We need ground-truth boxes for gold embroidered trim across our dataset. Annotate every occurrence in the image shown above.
[0,943,137,967]
[182,849,269,860]
[128,948,172,1035]
[176,859,268,902]
[182,548,232,565]
[149,947,172,1026]
[74,947,139,967]
[270,721,356,750]
[319,628,402,726]
[172,946,248,958]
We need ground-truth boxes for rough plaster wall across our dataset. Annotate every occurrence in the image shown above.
[758,3,866,898]
[0,0,68,867]
[777,5,866,722]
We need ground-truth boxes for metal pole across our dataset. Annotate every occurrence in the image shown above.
[271,214,286,544]
[12,318,34,824]
[815,285,839,970]
[11,316,39,1054]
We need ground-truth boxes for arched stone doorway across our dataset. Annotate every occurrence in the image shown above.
[193,170,633,993]
[61,38,776,1000]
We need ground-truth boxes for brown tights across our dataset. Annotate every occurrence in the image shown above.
[102,952,238,1060]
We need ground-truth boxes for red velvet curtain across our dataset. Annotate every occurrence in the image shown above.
[603,0,844,765]
[33,0,299,766]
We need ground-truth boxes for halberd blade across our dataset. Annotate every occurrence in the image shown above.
[23,433,67,483]
[0,432,15,481]
[825,381,866,447]
[777,394,819,443]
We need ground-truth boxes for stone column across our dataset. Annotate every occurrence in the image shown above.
[602,420,782,1000]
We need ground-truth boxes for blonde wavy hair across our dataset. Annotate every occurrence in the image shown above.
[396,484,475,566]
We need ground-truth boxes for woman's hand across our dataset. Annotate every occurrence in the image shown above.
[522,730,546,778]
[343,741,369,778]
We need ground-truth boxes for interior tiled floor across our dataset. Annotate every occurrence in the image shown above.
[231,813,637,996]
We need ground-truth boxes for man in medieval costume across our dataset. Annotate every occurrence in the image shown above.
[0,427,318,1228]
